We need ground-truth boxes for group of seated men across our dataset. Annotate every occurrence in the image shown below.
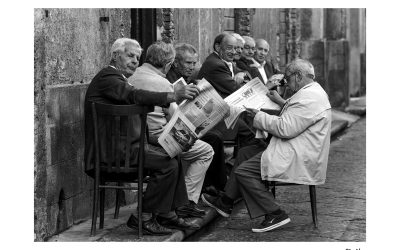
[84,31,332,235]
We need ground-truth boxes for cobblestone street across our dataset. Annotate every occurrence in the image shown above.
[186,117,366,242]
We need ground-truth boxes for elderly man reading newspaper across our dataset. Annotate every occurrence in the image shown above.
[202,59,332,233]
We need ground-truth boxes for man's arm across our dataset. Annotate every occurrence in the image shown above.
[97,73,198,106]
[253,99,320,139]
[205,62,239,97]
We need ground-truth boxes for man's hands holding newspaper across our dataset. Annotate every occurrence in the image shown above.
[173,83,200,103]
[266,90,286,108]
[243,106,259,126]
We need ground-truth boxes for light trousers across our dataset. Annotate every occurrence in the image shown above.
[180,139,214,203]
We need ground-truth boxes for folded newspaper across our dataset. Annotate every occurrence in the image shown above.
[224,77,281,129]
[158,78,230,158]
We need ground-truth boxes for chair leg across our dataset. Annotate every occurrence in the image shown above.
[114,188,122,219]
[309,185,318,228]
[99,187,105,229]
[271,181,276,198]
[90,178,99,236]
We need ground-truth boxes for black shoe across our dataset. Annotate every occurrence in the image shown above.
[176,200,206,218]
[156,216,201,230]
[126,214,172,236]
[201,193,232,217]
[203,185,222,197]
[251,210,291,233]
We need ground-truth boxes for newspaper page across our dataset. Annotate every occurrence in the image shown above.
[157,110,198,158]
[158,78,229,158]
[224,77,281,129]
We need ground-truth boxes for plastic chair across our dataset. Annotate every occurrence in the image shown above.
[89,102,154,237]
[266,181,318,228]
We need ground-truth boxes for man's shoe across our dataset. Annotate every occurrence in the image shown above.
[126,214,172,236]
[176,200,206,218]
[251,210,291,233]
[157,216,201,230]
[201,193,232,217]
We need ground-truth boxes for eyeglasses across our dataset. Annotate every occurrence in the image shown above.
[282,72,297,85]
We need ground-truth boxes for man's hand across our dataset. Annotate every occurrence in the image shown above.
[234,72,246,85]
[174,84,200,103]
[243,106,259,125]
[266,90,286,108]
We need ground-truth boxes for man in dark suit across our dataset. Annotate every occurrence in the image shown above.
[242,38,280,85]
[84,38,200,235]
[197,33,242,99]
[197,33,260,150]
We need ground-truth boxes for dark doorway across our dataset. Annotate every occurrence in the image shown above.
[131,9,157,65]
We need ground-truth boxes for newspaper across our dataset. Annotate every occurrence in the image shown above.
[224,77,281,129]
[158,78,230,158]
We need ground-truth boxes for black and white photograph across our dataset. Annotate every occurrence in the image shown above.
[2,2,395,249]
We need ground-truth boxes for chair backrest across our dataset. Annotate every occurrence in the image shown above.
[91,102,154,174]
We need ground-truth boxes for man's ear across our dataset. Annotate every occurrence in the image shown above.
[111,51,118,62]
[173,60,178,68]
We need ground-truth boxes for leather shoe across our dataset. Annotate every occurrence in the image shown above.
[126,214,172,236]
[176,200,206,218]
[157,216,200,230]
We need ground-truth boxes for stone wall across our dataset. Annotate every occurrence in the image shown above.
[34,8,131,241]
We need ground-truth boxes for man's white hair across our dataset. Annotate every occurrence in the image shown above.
[110,38,142,57]
[287,59,315,79]
[242,36,255,45]
[231,33,245,44]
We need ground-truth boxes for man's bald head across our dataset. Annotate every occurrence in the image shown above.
[254,39,270,63]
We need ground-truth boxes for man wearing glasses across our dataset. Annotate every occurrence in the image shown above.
[201,59,332,233]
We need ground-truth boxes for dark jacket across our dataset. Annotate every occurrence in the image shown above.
[84,66,171,175]
[197,53,240,98]
[236,57,280,84]
[166,65,197,84]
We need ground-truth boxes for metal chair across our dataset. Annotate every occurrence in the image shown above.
[266,181,318,228]
[89,102,154,237]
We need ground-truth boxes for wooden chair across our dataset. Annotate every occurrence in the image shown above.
[265,181,318,228]
[90,102,154,237]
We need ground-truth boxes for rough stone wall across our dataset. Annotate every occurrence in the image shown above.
[34,8,131,241]
[250,8,282,68]
[172,8,226,64]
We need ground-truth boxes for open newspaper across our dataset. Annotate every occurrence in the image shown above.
[224,77,282,129]
[158,78,229,158]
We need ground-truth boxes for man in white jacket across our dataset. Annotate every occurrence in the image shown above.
[202,59,332,233]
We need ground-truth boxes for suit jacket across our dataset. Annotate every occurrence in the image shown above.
[253,82,332,185]
[236,57,280,84]
[84,66,171,175]
[197,52,239,98]
[166,65,197,84]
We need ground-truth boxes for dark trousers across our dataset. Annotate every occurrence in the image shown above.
[225,144,265,199]
[142,146,189,213]
[225,144,279,219]
[202,130,227,191]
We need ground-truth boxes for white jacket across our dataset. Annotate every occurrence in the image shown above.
[253,82,332,185]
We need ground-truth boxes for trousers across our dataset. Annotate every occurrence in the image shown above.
[234,149,280,219]
[180,139,214,203]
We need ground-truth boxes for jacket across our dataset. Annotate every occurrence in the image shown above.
[197,52,240,98]
[253,81,332,185]
[236,57,280,84]
[84,66,171,175]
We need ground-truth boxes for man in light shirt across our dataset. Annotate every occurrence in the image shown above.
[128,41,214,229]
